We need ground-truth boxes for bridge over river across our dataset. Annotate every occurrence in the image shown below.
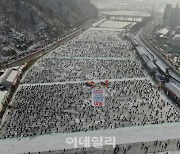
[100,11,151,22]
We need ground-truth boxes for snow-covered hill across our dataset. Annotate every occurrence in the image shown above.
[0,0,98,63]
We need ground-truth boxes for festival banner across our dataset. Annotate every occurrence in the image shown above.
[92,89,105,107]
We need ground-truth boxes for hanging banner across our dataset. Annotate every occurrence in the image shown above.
[92,89,105,107]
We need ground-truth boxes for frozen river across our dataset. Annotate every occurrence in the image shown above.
[98,20,135,29]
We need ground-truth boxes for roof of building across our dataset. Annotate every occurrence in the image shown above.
[6,70,19,83]
[0,90,7,112]
[0,69,11,83]
[136,47,147,56]
[146,62,158,71]
[155,61,166,73]
[0,66,21,86]
[141,54,150,63]
[158,28,169,35]
[165,83,180,98]
[173,34,180,40]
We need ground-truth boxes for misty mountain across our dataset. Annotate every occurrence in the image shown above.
[0,0,98,62]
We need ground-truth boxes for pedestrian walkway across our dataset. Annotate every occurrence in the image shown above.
[1,122,180,154]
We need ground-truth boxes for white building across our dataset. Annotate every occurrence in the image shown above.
[170,34,180,47]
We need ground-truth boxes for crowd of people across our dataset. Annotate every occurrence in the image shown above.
[1,28,180,154]
[22,58,145,84]
[48,29,133,58]
[21,29,140,84]
[1,80,179,139]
